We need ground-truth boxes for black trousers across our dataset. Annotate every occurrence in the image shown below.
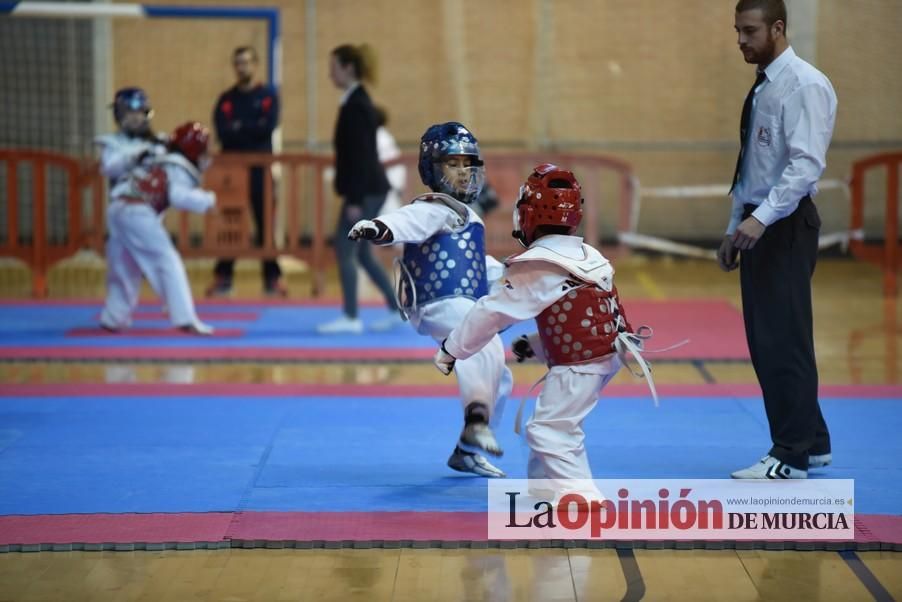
[214,166,282,285]
[739,196,830,469]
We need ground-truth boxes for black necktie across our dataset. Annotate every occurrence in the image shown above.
[729,70,767,193]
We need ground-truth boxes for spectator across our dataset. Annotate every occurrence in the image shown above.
[373,105,407,215]
[318,44,401,334]
[207,46,284,298]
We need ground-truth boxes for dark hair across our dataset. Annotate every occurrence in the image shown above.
[233,46,258,62]
[331,44,378,85]
[735,0,787,31]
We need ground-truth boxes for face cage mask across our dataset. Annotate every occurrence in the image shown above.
[434,163,486,204]
[512,185,529,247]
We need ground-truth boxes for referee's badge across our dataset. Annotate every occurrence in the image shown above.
[756,126,772,147]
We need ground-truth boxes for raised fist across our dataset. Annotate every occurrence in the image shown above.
[348,219,389,241]
[434,339,457,375]
[134,148,154,165]
[512,335,535,363]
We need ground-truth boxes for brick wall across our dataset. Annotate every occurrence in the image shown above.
[99,0,900,239]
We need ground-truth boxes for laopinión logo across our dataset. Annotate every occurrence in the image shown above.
[487,479,855,541]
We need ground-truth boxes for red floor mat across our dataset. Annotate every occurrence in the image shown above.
[1,512,899,550]
[66,327,246,337]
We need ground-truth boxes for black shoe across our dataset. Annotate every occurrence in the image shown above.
[263,278,288,298]
[205,277,233,298]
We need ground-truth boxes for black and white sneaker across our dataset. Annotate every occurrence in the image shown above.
[731,455,808,479]
[808,453,832,469]
[447,446,505,478]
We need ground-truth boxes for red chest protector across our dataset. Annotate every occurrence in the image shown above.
[121,164,169,213]
[536,284,631,366]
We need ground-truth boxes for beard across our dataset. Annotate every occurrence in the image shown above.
[745,33,777,65]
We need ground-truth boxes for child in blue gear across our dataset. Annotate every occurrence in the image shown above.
[95,87,167,188]
[348,122,512,478]
[94,88,170,323]
[99,122,217,334]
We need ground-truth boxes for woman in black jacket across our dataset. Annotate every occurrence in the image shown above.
[319,44,401,334]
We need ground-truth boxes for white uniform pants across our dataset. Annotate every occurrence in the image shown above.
[100,201,199,328]
[525,362,620,482]
[409,296,512,426]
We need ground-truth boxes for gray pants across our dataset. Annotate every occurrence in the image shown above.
[334,193,398,318]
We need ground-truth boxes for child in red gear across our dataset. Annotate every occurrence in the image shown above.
[435,164,648,495]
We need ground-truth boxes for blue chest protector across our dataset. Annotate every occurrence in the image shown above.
[400,220,488,309]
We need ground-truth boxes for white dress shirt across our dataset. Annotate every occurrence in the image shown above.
[377,126,407,192]
[338,81,360,106]
[728,46,837,234]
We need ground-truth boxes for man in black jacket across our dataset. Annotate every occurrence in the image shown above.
[207,46,284,297]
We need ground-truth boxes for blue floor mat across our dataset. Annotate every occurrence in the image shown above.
[0,304,532,349]
[0,394,899,515]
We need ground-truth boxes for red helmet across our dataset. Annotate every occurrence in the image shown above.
[512,164,583,247]
[169,122,210,166]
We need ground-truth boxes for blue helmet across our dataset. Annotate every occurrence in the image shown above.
[418,122,485,202]
[112,87,152,123]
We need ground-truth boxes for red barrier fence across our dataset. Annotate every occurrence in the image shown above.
[6,148,900,299]
[849,151,902,297]
[1,149,635,298]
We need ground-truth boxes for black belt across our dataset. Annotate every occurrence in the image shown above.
[743,195,811,218]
